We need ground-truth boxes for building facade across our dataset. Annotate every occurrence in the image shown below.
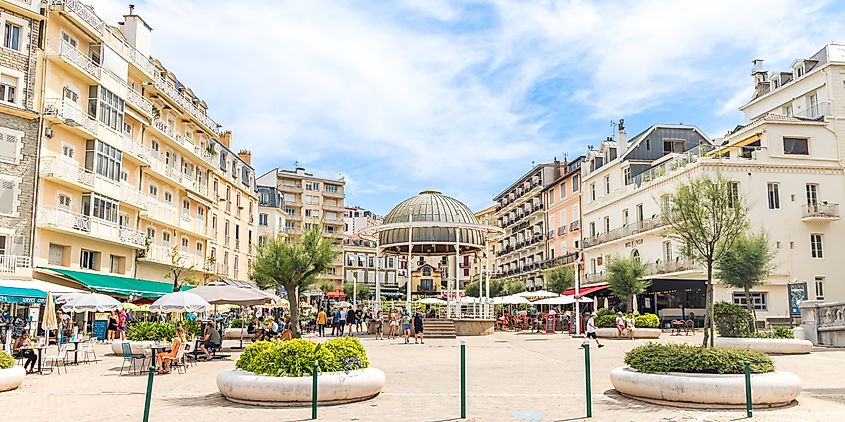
[542,157,583,279]
[342,237,400,298]
[0,0,42,279]
[256,184,286,246]
[470,205,496,283]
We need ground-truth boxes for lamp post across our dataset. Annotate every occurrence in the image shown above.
[406,210,413,311]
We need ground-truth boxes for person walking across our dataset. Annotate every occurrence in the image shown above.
[316,308,327,337]
[355,307,364,333]
[585,312,604,348]
[374,310,384,340]
[331,308,340,336]
[118,310,128,341]
[338,307,347,336]
[413,311,424,344]
[401,310,412,344]
[388,309,398,339]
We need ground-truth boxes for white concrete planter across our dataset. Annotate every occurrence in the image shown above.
[110,340,155,356]
[714,337,813,354]
[610,367,802,407]
[0,366,26,392]
[224,328,250,339]
[596,327,661,339]
[217,367,386,406]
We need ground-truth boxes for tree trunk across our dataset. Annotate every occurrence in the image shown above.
[287,283,301,338]
[703,260,713,347]
[744,285,757,333]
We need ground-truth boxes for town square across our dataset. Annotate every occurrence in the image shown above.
[1,0,845,421]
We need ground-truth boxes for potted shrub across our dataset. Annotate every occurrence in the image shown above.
[712,301,812,354]
[112,321,187,355]
[595,311,662,339]
[217,337,385,405]
[0,351,25,392]
[610,343,802,406]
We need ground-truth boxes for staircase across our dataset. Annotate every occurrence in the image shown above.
[423,318,456,339]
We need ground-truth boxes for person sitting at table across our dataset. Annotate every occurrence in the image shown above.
[156,327,186,375]
[200,322,222,360]
[13,331,37,373]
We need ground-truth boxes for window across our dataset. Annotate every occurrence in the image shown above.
[88,87,125,131]
[62,144,75,159]
[81,193,119,223]
[727,182,739,208]
[422,267,431,276]
[211,214,217,229]
[0,178,16,215]
[151,140,159,152]
[603,216,610,232]
[57,193,71,209]
[645,138,651,150]
[0,127,22,164]
[589,222,596,237]
[0,74,17,103]
[181,237,189,251]
[815,277,825,301]
[162,231,171,246]
[48,244,66,266]
[622,209,629,226]
[663,140,684,153]
[61,31,77,48]
[590,183,596,201]
[623,167,631,185]
[235,224,241,240]
[808,93,819,118]
[783,137,809,155]
[164,191,173,205]
[559,210,567,227]
[4,22,20,51]
[767,183,780,209]
[80,249,100,270]
[782,104,793,116]
[326,184,339,193]
[196,242,203,255]
[146,227,156,241]
[548,190,554,205]
[85,140,122,182]
[810,233,823,258]
[604,176,610,194]
[109,255,124,274]
[572,175,579,192]
[805,184,818,206]
[662,241,673,262]
[259,213,268,226]
[732,292,768,311]
[182,200,190,215]
[148,184,158,197]
[284,207,294,216]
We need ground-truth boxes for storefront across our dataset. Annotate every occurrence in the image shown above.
[0,285,47,341]
[638,279,706,328]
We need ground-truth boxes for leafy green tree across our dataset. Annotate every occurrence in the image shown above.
[464,278,511,297]
[343,281,372,301]
[543,265,575,293]
[317,280,336,294]
[717,232,775,331]
[165,246,195,292]
[251,226,338,338]
[661,174,749,347]
[606,256,650,312]
[502,280,525,296]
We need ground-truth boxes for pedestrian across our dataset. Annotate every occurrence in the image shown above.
[374,310,384,340]
[107,310,118,342]
[413,311,424,344]
[331,308,340,336]
[338,307,347,336]
[401,310,412,344]
[585,312,604,348]
[355,307,364,333]
[118,310,127,341]
[316,308,327,337]
[346,308,356,335]
[615,311,625,337]
[388,309,398,339]
[626,313,636,340]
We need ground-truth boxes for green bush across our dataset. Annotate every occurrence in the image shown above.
[596,314,617,328]
[236,338,370,377]
[713,301,755,338]
[183,321,202,338]
[624,343,774,374]
[596,308,614,318]
[229,319,247,328]
[634,313,660,328]
[0,351,14,369]
[751,327,794,339]
[126,321,176,342]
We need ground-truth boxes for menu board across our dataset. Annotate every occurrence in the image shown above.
[545,315,555,333]
[92,320,108,340]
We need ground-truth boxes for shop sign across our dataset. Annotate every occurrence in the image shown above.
[788,282,807,317]
[0,295,47,305]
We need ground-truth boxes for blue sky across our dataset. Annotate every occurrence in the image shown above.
[91,0,845,214]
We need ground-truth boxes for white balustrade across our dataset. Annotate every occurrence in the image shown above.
[38,206,145,247]
[154,76,219,132]
[0,255,31,274]
[58,39,101,80]
[44,99,98,135]
[50,0,104,34]
[39,156,94,187]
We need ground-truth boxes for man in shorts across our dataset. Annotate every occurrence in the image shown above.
[585,312,604,348]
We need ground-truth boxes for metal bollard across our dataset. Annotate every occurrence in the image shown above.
[460,340,466,419]
[744,360,752,418]
[582,340,592,418]
[312,361,319,419]
[143,364,156,422]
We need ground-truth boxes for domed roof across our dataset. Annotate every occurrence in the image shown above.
[379,190,485,255]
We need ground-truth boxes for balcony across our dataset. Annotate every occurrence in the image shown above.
[52,39,101,82]
[179,213,209,237]
[323,190,344,199]
[323,204,346,213]
[793,101,831,120]
[569,220,580,231]
[0,255,31,277]
[140,245,206,269]
[584,272,608,283]
[557,226,567,236]
[279,184,303,193]
[141,202,179,228]
[40,156,94,189]
[216,264,230,276]
[125,86,154,116]
[37,206,145,248]
[50,0,104,37]
[646,258,699,277]
[154,76,218,133]
[126,45,155,78]
[582,217,665,249]
[120,185,150,210]
[802,203,840,222]
[43,99,97,136]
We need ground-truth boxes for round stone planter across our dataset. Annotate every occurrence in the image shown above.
[610,367,802,407]
[0,366,26,392]
[596,327,661,339]
[110,340,155,356]
[714,337,813,354]
[217,367,386,406]
[224,328,250,339]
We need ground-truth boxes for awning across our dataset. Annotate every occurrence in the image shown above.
[0,286,47,304]
[326,289,346,298]
[562,284,610,297]
[41,267,191,298]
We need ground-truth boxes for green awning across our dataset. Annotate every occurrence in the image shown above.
[0,286,47,304]
[41,267,191,298]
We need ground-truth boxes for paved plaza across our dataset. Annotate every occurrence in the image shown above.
[2,332,844,421]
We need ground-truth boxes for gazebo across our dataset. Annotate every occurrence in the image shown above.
[359,190,504,320]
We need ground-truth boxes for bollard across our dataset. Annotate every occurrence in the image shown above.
[582,340,592,418]
[460,340,466,419]
[312,361,319,419]
[744,360,752,418]
[143,364,156,422]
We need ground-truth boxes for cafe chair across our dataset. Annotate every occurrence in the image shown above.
[81,338,97,364]
[119,342,147,376]
[44,344,69,375]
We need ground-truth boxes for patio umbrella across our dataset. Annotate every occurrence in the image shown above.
[56,292,85,304]
[516,290,558,299]
[334,301,353,308]
[494,295,530,305]
[533,295,576,305]
[41,292,58,346]
[417,298,447,305]
[150,291,211,313]
[190,282,274,305]
[61,293,121,312]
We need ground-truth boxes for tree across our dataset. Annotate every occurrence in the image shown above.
[606,256,650,312]
[343,281,372,301]
[317,280,336,294]
[165,246,196,292]
[251,226,338,338]
[717,231,775,331]
[661,174,749,347]
[543,265,576,294]
[463,278,511,298]
[502,280,525,296]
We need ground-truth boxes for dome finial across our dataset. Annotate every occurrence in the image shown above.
[419,189,442,195]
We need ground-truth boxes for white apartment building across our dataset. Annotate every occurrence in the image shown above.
[342,238,401,298]
[256,184,286,246]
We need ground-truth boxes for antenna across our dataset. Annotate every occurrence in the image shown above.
[609,120,617,139]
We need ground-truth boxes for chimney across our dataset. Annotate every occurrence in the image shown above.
[616,118,628,156]
[238,149,252,166]
[219,130,232,149]
[120,4,152,57]
[552,156,561,180]
[751,59,770,98]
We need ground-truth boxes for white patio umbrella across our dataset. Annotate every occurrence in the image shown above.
[61,293,121,312]
[334,301,353,308]
[56,292,85,304]
[494,295,530,305]
[150,291,211,313]
[459,296,484,304]
[189,283,273,305]
[417,298,447,305]
[516,290,558,299]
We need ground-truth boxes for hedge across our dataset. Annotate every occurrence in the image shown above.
[751,327,794,339]
[236,337,369,377]
[624,343,774,374]
[0,351,14,369]
[713,301,755,338]
[634,313,660,328]
[126,321,202,342]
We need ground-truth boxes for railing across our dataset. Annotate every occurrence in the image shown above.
[154,76,218,132]
[179,213,208,236]
[279,184,303,193]
[629,146,712,188]
[584,272,608,283]
[802,203,840,219]
[224,236,230,247]
[57,39,101,80]
[143,245,206,268]
[40,156,94,187]
[126,46,155,76]
[44,99,98,134]
[323,190,344,199]
[125,86,154,116]
[193,145,216,164]
[570,220,580,231]
[119,133,152,163]
[120,185,149,209]
[38,206,145,247]
[646,258,699,276]
[793,101,831,120]
[557,226,567,236]
[0,255,31,274]
[142,201,179,227]
[50,0,104,34]
[582,216,666,248]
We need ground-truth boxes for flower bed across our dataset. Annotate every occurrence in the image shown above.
[217,338,384,406]
[713,302,810,354]
[611,343,801,407]
[0,352,25,392]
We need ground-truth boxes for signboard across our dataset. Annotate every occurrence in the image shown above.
[545,314,556,333]
[92,319,108,341]
[788,282,808,317]
[0,295,47,304]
